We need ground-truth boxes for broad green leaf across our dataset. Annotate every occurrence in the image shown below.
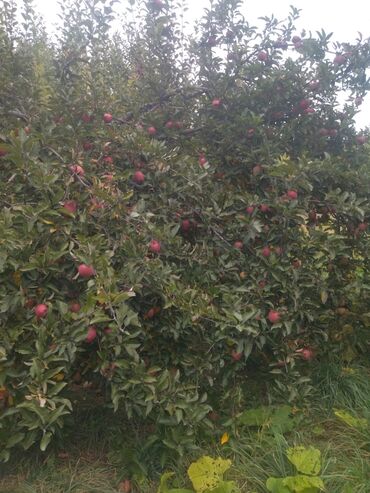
[188,456,231,493]
[283,475,324,492]
[209,480,239,492]
[238,406,272,426]
[334,410,368,430]
[286,446,321,475]
[157,472,193,493]
[266,477,291,493]
[40,431,52,451]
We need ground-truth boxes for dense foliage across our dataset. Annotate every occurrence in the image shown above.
[0,0,369,461]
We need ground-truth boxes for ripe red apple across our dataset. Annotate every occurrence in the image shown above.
[358,222,367,231]
[287,190,298,200]
[299,99,311,110]
[181,219,191,232]
[319,128,329,137]
[78,264,95,278]
[102,173,114,182]
[149,239,161,253]
[103,113,113,123]
[252,164,263,176]
[246,128,255,138]
[267,310,281,324]
[69,165,85,176]
[81,113,92,123]
[333,54,346,65]
[86,326,97,343]
[147,126,157,136]
[133,170,145,184]
[212,98,221,108]
[261,246,271,257]
[83,142,93,151]
[246,206,255,215]
[355,135,367,145]
[231,350,242,361]
[308,80,320,90]
[297,347,314,361]
[259,204,270,213]
[70,302,81,313]
[275,246,283,256]
[103,156,113,166]
[199,154,207,167]
[62,200,77,214]
[165,120,174,129]
[34,303,48,319]
[257,51,268,61]
[233,240,243,250]
[274,39,288,50]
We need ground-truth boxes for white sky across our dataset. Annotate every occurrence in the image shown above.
[27,0,370,128]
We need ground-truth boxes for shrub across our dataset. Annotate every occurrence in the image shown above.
[0,0,369,460]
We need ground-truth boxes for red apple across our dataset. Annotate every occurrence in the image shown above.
[81,113,92,123]
[147,126,157,136]
[103,156,113,165]
[299,99,311,110]
[319,128,329,137]
[133,171,145,184]
[356,135,367,145]
[233,240,243,250]
[34,303,48,319]
[333,54,346,65]
[261,246,271,257]
[358,222,367,231]
[149,239,161,253]
[246,128,255,138]
[355,97,363,106]
[328,129,338,137]
[104,327,112,334]
[86,326,97,343]
[287,190,298,200]
[212,98,221,108]
[103,113,113,123]
[70,302,81,313]
[297,347,314,361]
[231,350,242,362]
[257,51,268,61]
[151,0,164,8]
[62,200,77,214]
[267,310,281,324]
[78,264,95,278]
[83,142,93,151]
[308,80,320,90]
[199,154,207,167]
[69,165,85,176]
[291,35,301,44]
[252,164,263,176]
[304,107,315,114]
[165,120,174,129]
[181,219,191,232]
[246,206,255,215]
[259,204,270,213]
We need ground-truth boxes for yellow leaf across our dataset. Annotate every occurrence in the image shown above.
[12,271,21,286]
[54,373,64,381]
[300,224,309,236]
[7,395,14,406]
[220,432,229,445]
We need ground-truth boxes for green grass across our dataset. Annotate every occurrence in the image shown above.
[1,362,369,493]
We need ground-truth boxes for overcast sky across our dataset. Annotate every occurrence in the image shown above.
[25,0,370,128]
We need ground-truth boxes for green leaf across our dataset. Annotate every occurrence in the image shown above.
[157,472,193,493]
[40,431,52,451]
[208,480,239,492]
[283,475,324,492]
[238,406,272,426]
[334,410,368,430]
[266,477,291,493]
[286,446,321,475]
[188,456,232,493]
